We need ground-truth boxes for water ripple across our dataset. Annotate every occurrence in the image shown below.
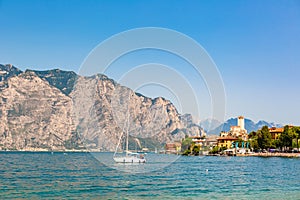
[0,152,300,199]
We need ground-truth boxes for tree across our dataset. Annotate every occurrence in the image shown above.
[182,149,191,156]
[297,127,300,149]
[248,131,259,150]
[250,137,259,150]
[257,126,272,149]
[292,126,300,149]
[181,137,193,152]
[279,125,294,150]
[192,145,200,156]
[248,131,257,139]
[209,146,219,154]
[271,139,280,149]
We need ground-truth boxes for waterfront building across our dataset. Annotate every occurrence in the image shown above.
[165,142,181,154]
[268,125,294,140]
[269,127,284,140]
[205,135,218,147]
[190,136,206,145]
[217,116,248,148]
[217,136,238,149]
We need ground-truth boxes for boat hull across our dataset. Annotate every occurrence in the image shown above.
[114,156,146,163]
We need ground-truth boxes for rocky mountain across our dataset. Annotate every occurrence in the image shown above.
[0,64,204,151]
[0,64,23,89]
[200,118,222,133]
[26,69,77,95]
[255,120,282,130]
[0,71,77,151]
[71,74,204,151]
[208,117,282,135]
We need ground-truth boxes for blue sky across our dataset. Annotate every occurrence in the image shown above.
[0,0,300,125]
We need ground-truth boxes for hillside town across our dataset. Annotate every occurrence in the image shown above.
[165,116,300,157]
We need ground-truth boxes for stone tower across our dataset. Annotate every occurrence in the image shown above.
[238,116,245,130]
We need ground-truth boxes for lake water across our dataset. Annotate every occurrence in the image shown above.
[1,152,300,199]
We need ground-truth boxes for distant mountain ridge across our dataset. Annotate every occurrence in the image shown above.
[204,117,282,135]
[199,118,222,133]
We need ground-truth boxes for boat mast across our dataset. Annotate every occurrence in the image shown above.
[113,129,124,157]
[126,129,129,156]
[125,93,131,156]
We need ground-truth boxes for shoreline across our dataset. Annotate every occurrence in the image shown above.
[240,152,300,158]
[1,150,300,158]
[0,149,104,153]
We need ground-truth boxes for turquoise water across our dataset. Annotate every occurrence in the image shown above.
[0,152,300,199]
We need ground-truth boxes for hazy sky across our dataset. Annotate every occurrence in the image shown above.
[0,0,299,125]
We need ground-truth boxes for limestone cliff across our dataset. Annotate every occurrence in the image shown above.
[0,64,204,151]
[0,70,77,150]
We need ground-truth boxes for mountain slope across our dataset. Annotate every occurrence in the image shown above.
[0,65,204,151]
[71,74,203,151]
[0,71,77,150]
[0,64,23,89]
[26,69,78,95]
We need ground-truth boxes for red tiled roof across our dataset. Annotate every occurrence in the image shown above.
[269,127,284,133]
[217,136,238,140]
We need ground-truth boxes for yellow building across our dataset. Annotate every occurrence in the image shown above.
[217,136,238,149]
[269,127,284,140]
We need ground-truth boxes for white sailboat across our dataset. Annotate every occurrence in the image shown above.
[113,151,146,163]
[113,103,146,163]
[113,130,146,163]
